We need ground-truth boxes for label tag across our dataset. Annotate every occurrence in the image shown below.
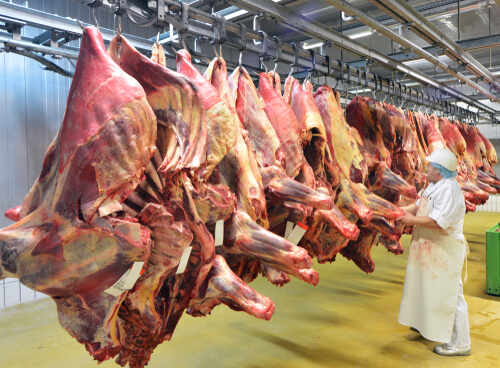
[284,221,294,239]
[176,246,193,274]
[286,222,308,245]
[214,220,224,246]
[104,261,145,297]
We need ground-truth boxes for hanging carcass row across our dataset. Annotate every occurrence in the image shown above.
[0,27,158,363]
[4,25,496,368]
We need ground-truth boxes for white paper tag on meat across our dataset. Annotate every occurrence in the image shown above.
[286,222,308,245]
[284,221,294,239]
[214,220,224,246]
[104,261,145,297]
[176,246,193,274]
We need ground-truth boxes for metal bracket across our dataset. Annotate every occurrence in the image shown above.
[258,30,269,58]
[212,14,226,45]
[324,54,331,77]
[0,16,25,41]
[239,24,247,51]
[388,79,395,96]
[50,30,60,50]
[113,0,127,16]
[273,35,281,62]
[309,49,315,73]
[291,42,299,68]
[88,0,103,8]
[345,62,351,86]
[178,1,188,34]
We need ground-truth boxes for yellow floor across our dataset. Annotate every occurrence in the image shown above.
[1,212,499,368]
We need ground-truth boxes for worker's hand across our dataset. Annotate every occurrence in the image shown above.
[399,213,416,226]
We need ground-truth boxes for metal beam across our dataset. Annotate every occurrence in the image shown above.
[0,1,159,54]
[369,0,500,93]
[226,0,497,115]
[321,0,500,104]
[348,34,500,68]
[0,35,79,60]
[0,1,496,121]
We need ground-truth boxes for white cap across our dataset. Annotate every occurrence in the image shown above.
[426,148,458,171]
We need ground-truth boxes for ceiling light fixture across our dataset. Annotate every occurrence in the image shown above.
[348,30,373,39]
[303,41,324,49]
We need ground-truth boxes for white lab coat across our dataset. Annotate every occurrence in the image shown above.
[398,177,469,344]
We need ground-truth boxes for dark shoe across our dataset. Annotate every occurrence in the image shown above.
[434,344,471,356]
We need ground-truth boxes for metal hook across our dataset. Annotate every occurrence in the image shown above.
[181,34,188,51]
[260,57,268,73]
[309,49,316,75]
[289,42,298,78]
[76,19,87,33]
[258,30,269,59]
[91,8,99,29]
[156,28,161,45]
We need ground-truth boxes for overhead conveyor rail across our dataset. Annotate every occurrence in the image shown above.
[362,0,500,93]
[0,0,498,124]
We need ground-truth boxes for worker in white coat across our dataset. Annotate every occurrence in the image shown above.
[398,148,471,356]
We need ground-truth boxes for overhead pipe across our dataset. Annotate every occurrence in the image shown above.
[0,0,495,121]
[370,0,500,94]
[225,0,497,116]
[322,0,500,104]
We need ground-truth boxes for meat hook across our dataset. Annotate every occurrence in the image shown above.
[156,28,161,45]
[260,57,268,73]
[289,42,298,78]
[181,35,188,52]
[76,19,87,34]
[91,8,99,29]
[272,35,281,79]
[333,78,339,90]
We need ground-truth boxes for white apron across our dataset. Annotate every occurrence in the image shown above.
[398,197,466,343]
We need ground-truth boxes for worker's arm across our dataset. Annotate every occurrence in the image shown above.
[400,203,418,216]
[399,213,442,229]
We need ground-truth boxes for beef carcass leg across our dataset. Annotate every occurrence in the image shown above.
[258,73,303,178]
[340,228,378,274]
[187,255,275,320]
[222,211,319,285]
[260,166,333,210]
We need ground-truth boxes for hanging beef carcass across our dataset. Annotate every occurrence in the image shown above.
[266,70,282,96]
[108,35,272,368]
[436,117,492,204]
[302,86,407,269]
[478,129,498,167]
[178,51,268,227]
[346,96,392,170]
[412,112,486,211]
[258,73,303,179]
[180,53,320,289]
[289,77,329,180]
[456,122,500,192]
[0,27,158,362]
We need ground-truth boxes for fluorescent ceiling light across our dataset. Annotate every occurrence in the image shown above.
[348,30,373,39]
[303,41,324,50]
[402,55,450,67]
[226,9,248,19]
